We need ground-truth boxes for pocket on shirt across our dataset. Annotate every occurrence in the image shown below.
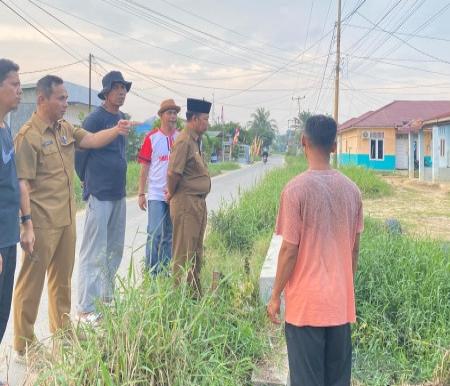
[60,138,76,169]
[40,144,60,169]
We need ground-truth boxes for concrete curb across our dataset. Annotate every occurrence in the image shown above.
[252,234,290,386]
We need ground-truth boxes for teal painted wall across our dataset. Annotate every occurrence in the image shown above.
[338,154,396,170]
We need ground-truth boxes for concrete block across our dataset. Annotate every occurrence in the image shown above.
[259,234,282,305]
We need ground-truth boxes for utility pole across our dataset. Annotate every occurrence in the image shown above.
[292,95,305,119]
[334,0,342,124]
[88,53,93,112]
[333,0,342,166]
[292,96,305,154]
[211,91,216,124]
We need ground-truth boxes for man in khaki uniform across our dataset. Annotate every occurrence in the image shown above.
[13,75,134,357]
[167,98,211,296]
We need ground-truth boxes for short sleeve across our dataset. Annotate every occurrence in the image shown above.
[275,188,302,246]
[73,126,89,145]
[137,134,152,164]
[14,134,37,180]
[356,199,364,234]
[82,114,100,134]
[168,139,189,175]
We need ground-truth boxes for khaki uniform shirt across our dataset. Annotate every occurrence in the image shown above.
[168,128,211,196]
[15,112,89,228]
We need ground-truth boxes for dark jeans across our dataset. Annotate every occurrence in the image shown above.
[285,323,352,386]
[0,245,17,343]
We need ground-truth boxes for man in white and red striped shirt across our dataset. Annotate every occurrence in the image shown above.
[137,99,180,273]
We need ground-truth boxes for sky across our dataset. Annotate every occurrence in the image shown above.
[2,0,450,132]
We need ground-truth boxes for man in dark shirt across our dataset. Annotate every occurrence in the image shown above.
[75,71,131,324]
[0,59,24,382]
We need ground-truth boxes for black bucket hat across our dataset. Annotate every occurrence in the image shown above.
[98,71,132,100]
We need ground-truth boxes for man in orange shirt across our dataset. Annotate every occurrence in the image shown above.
[267,115,363,386]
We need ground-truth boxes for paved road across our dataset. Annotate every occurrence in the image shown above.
[0,155,284,385]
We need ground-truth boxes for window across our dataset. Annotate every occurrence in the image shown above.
[441,138,446,158]
[369,132,384,160]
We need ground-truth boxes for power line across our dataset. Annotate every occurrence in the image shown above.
[93,55,323,92]
[155,0,293,54]
[348,0,427,73]
[289,0,317,118]
[27,0,186,97]
[341,0,368,22]
[218,0,370,102]
[346,0,403,55]
[33,0,243,70]
[0,0,85,63]
[357,11,450,66]
[347,54,450,77]
[344,22,450,43]
[102,0,292,70]
[314,26,336,112]
[119,0,294,65]
[20,60,85,75]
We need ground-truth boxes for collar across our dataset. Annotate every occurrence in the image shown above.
[31,112,59,135]
[186,127,200,142]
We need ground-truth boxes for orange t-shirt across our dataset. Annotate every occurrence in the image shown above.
[276,169,364,327]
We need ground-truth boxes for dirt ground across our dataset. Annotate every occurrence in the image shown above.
[364,174,450,241]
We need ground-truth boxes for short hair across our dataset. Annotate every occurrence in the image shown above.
[0,59,19,85]
[304,115,337,152]
[186,111,201,122]
[36,75,64,98]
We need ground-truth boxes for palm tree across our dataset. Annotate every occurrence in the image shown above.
[247,107,278,147]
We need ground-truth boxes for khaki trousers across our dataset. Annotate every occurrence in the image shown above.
[13,224,75,352]
[170,194,207,295]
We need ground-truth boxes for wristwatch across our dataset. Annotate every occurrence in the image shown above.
[20,214,32,224]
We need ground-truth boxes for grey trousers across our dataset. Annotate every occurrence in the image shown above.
[77,195,126,314]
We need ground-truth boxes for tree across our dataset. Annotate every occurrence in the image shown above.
[247,107,278,147]
[296,110,313,131]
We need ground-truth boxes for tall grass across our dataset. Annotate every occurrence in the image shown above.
[209,156,308,251]
[339,164,393,199]
[39,155,446,385]
[353,218,450,385]
[37,272,268,385]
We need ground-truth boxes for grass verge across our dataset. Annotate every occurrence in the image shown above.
[40,155,448,385]
[208,161,240,177]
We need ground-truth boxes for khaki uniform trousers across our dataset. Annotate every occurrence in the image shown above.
[13,224,76,352]
[170,194,207,295]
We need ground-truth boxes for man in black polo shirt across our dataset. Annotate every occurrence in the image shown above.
[75,71,131,325]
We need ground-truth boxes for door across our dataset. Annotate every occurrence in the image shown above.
[395,134,409,170]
